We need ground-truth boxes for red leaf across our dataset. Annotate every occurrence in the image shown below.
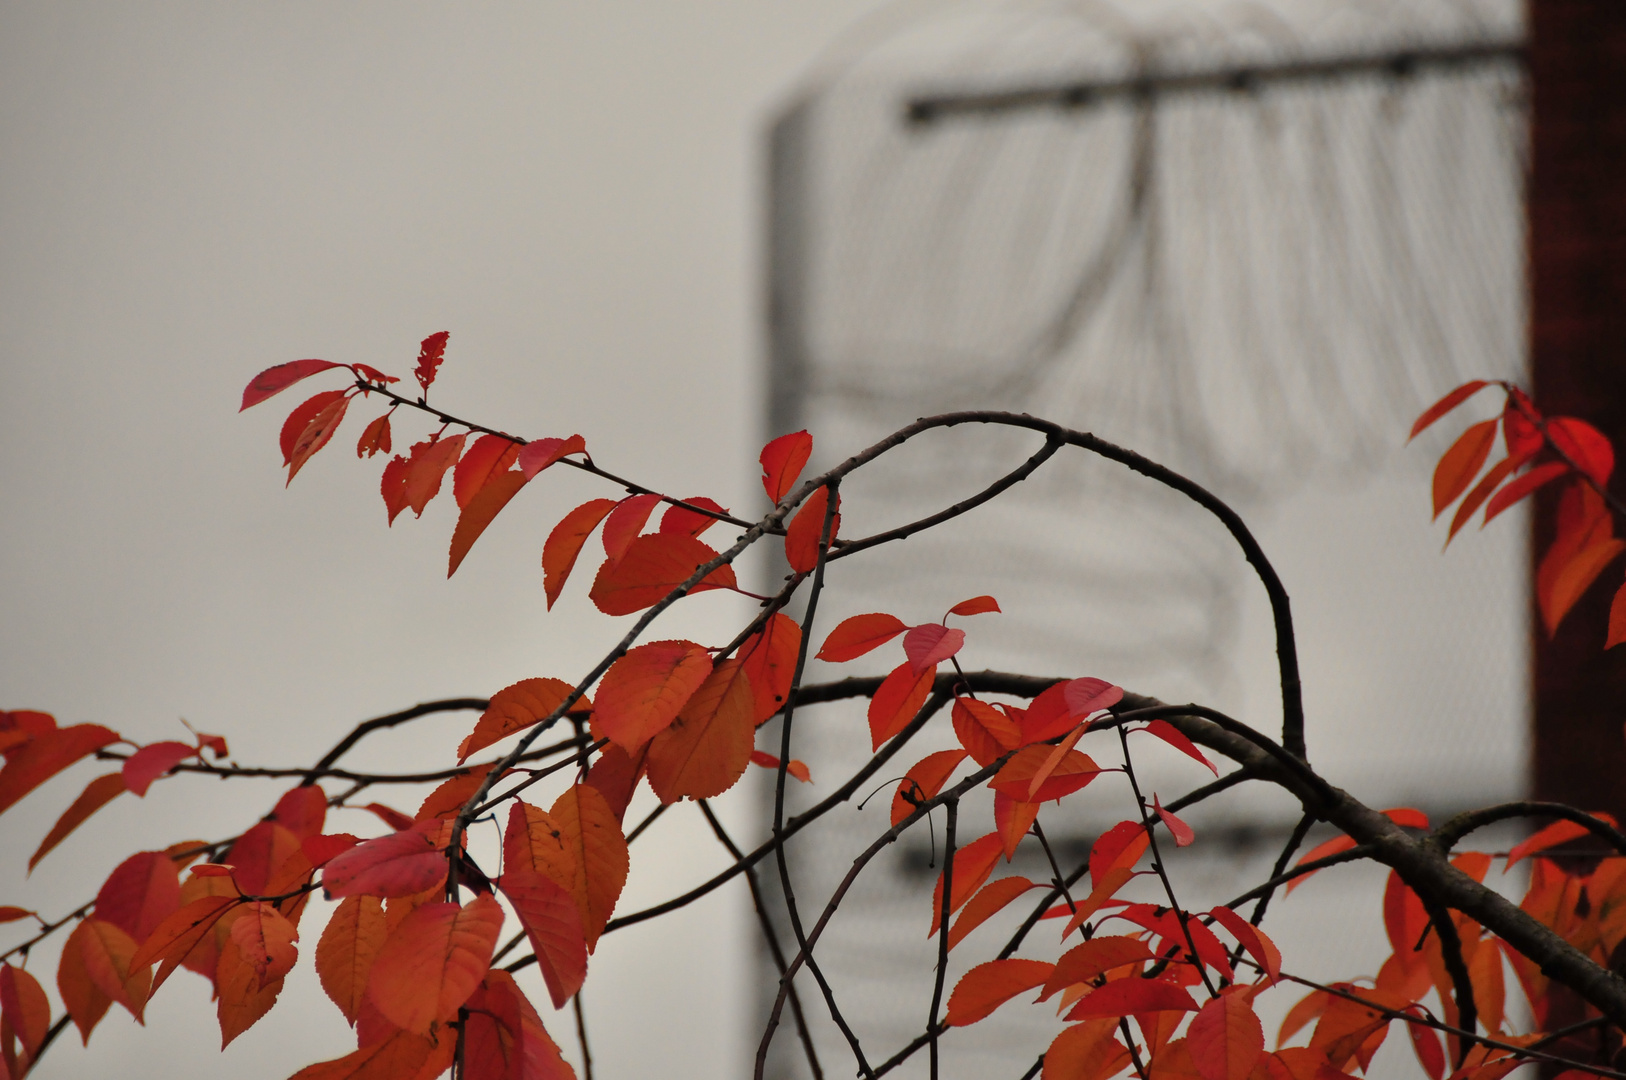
[350,363,396,385]
[381,455,412,525]
[1141,720,1217,775]
[1040,935,1155,999]
[1,963,51,1061]
[993,790,1041,860]
[944,959,1054,1026]
[891,750,967,826]
[58,919,113,1042]
[1063,677,1123,717]
[593,640,714,752]
[1188,991,1265,1080]
[816,613,908,663]
[404,434,467,517]
[748,751,811,783]
[1155,795,1195,847]
[517,434,587,478]
[0,909,31,924]
[462,970,576,1080]
[660,496,729,538]
[241,359,343,411]
[646,658,756,802]
[355,413,392,458]
[1089,821,1150,889]
[784,486,839,573]
[1042,1020,1131,1080]
[75,917,150,1023]
[0,722,117,813]
[1064,978,1198,1021]
[1405,1009,1447,1080]
[760,430,812,503]
[322,823,449,900]
[1610,581,1626,649]
[584,745,648,822]
[363,803,414,831]
[29,772,126,871]
[225,819,302,895]
[1447,454,1521,542]
[1431,419,1498,518]
[414,331,449,392]
[130,895,240,996]
[416,763,501,821]
[287,1030,436,1080]
[588,534,738,616]
[542,498,618,609]
[452,433,520,509]
[930,834,1004,934]
[1507,813,1617,867]
[270,782,329,839]
[1548,416,1615,485]
[285,391,352,484]
[1287,837,1358,891]
[1380,870,1429,967]
[1019,682,1077,746]
[868,661,936,750]
[1408,381,1489,441]
[902,624,965,676]
[1208,906,1281,981]
[122,740,196,797]
[1482,461,1569,525]
[448,469,530,577]
[368,893,503,1034]
[1503,389,1544,457]
[1542,535,1626,636]
[459,678,584,763]
[949,595,1001,617]
[94,850,181,943]
[738,612,802,725]
[952,697,1022,767]
[498,868,587,1009]
[601,494,663,563]
[990,745,1103,803]
[947,877,1036,950]
[301,834,358,869]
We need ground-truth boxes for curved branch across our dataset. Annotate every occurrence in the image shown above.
[305,697,488,781]
[1432,801,1626,857]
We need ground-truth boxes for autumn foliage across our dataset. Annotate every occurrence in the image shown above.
[4,343,1626,1080]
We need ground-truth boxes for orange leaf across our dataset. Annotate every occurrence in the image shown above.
[1278,989,1329,1045]
[588,534,738,616]
[1287,837,1358,892]
[1482,461,1569,525]
[1041,1019,1131,1080]
[1155,795,1195,847]
[952,697,1022,768]
[448,469,530,577]
[216,918,285,1047]
[95,850,181,944]
[784,486,839,573]
[1208,905,1281,982]
[503,802,578,893]
[1040,935,1155,999]
[1506,813,1617,867]
[287,1028,436,1080]
[1608,581,1626,649]
[403,433,467,517]
[549,784,629,951]
[322,822,449,900]
[1188,991,1265,1080]
[945,958,1054,1026]
[891,750,966,826]
[1309,988,1405,1070]
[1431,418,1498,518]
[1064,978,1198,1021]
[1409,380,1490,442]
[991,745,1102,804]
[601,494,663,563]
[414,331,449,391]
[1141,719,1217,775]
[121,740,196,797]
[738,612,802,725]
[868,661,936,750]
[748,750,812,782]
[1088,821,1150,890]
[516,434,587,479]
[367,893,504,1035]
[594,640,714,752]
[355,413,392,459]
[948,877,1036,950]
[816,613,907,663]
[381,454,412,525]
[459,677,584,763]
[993,790,1041,860]
[1023,723,1089,800]
[1018,682,1077,746]
[286,391,352,484]
[1,964,50,1062]
[646,658,755,802]
[0,909,32,924]
[930,834,1004,935]
[0,722,119,818]
[452,434,520,509]
[1541,536,1626,636]
[241,359,342,411]
[659,496,729,538]
[463,969,576,1080]
[498,868,588,1009]
[29,772,126,871]
[130,894,240,996]
[57,919,113,1043]
[584,744,649,822]
[949,595,1001,617]
[1447,454,1520,541]
[78,918,150,1022]
[542,498,618,609]
[229,901,299,990]
[760,430,812,503]
[415,765,499,822]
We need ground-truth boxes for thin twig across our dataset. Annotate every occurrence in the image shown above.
[928,799,958,1080]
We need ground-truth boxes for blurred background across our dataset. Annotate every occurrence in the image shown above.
[4,1,1612,1078]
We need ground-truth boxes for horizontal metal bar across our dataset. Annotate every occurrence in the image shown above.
[906,37,1526,124]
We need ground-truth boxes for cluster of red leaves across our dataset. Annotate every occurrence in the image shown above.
[1415,380,1624,642]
